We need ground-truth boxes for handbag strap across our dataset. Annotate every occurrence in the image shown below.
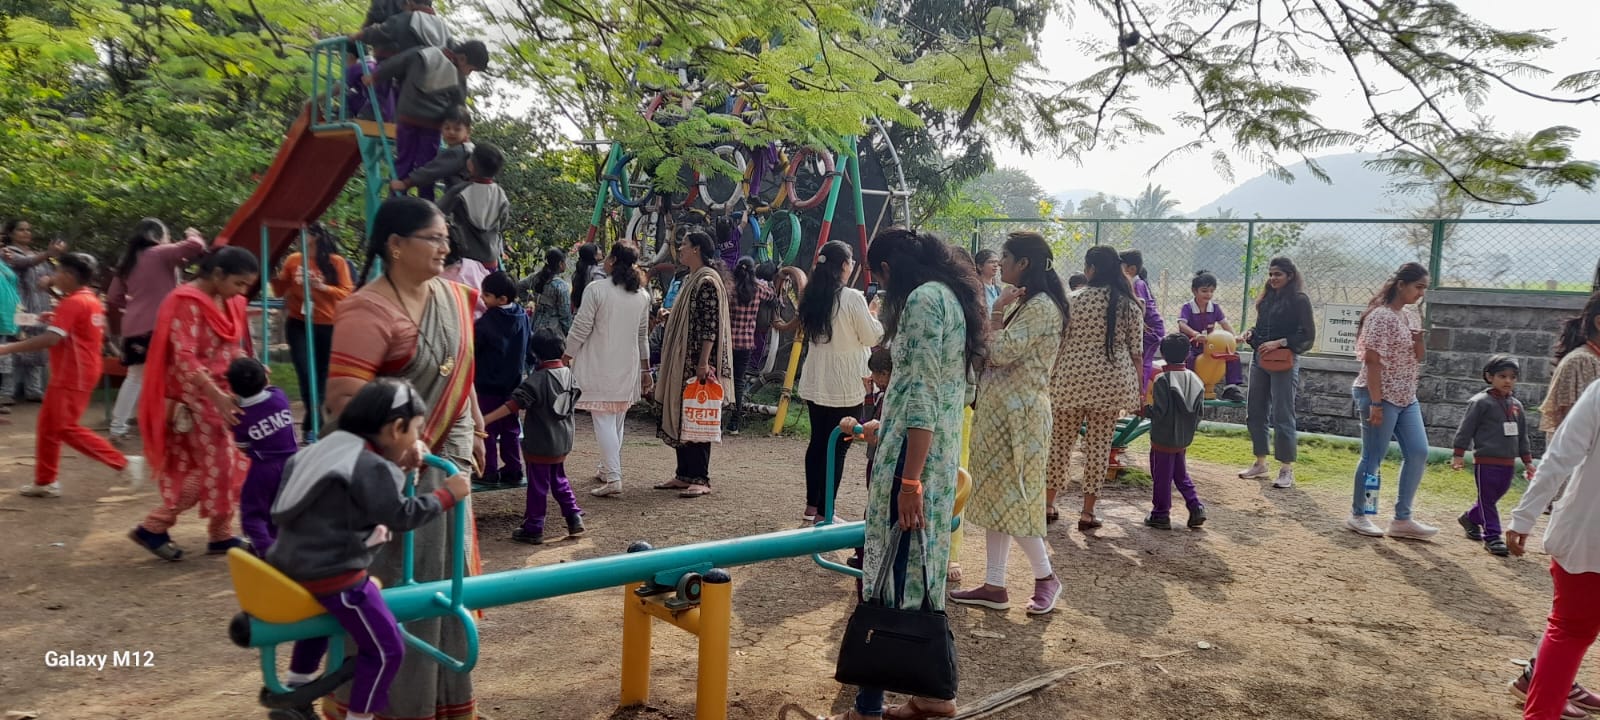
[867,525,938,612]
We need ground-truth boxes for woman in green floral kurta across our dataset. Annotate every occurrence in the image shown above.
[953,233,1069,616]
[827,229,986,720]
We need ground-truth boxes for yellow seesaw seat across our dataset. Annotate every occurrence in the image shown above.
[227,548,326,624]
[227,548,386,625]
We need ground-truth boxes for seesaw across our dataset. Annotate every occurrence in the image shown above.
[228,435,947,720]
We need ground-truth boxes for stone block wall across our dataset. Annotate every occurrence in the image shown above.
[1202,288,1589,454]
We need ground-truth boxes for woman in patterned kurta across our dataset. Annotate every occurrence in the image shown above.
[652,227,733,498]
[825,229,984,720]
[131,247,258,560]
[1048,246,1143,531]
[953,232,1069,616]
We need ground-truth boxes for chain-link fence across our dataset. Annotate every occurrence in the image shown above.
[972,216,1600,355]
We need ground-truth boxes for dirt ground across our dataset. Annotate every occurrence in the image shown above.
[0,404,1588,720]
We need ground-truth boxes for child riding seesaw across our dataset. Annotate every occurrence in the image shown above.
[259,379,471,720]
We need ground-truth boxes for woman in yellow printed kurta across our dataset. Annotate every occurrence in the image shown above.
[952,233,1069,615]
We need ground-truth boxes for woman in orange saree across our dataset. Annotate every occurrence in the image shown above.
[321,196,485,720]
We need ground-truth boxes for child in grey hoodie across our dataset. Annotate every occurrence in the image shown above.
[265,379,471,720]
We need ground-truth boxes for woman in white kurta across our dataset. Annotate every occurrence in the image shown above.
[796,240,883,522]
[952,232,1069,616]
[565,244,653,497]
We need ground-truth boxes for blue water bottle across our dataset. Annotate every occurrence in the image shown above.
[1362,472,1381,515]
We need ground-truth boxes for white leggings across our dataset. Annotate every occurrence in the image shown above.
[591,411,627,483]
[984,529,1053,587]
[110,364,145,436]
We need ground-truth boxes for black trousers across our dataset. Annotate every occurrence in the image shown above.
[805,401,862,514]
[285,317,334,435]
[675,442,712,484]
[728,348,753,430]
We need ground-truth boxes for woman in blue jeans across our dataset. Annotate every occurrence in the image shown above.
[1346,262,1437,539]
[1238,257,1315,488]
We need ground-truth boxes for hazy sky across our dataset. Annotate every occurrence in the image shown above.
[998,0,1600,209]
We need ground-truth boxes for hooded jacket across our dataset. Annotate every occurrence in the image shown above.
[439,179,509,266]
[1146,365,1205,450]
[374,45,466,127]
[474,303,531,395]
[266,432,457,590]
[506,361,581,462]
[364,9,450,54]
[407,140,474,189]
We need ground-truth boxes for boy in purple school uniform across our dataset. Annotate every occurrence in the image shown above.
[1145,334,1208,530]
[228,357,300,556]
[1177,271,1245,402]
[473,271,531,488]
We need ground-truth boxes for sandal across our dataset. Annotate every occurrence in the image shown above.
[679,484,713,498]
[885,697,956,719]
[129,528,184,562]
[654,478,693,490]
[1077,516,1103,532]
[947,563,963,585]
[1045,506,1060,524]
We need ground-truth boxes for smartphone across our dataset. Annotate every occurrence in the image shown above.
[865,282,879,303]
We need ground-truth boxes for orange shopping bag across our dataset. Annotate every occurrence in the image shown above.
[680,379,725,444]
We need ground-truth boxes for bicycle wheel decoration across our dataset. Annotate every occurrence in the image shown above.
[606,153,656,208]
[695,144,750,212]
[785,148,838,210]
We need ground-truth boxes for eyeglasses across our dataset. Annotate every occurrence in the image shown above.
[407,233,450,246]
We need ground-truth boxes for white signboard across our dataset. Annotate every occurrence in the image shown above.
[1320,304,1366,356]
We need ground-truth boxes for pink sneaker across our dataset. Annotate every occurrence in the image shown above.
[949,584,1010,610]
[1027,574,1062,615]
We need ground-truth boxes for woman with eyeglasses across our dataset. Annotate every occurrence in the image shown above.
[652,226,733,498]
[1237,256,1315,489]
[319,196,486,719]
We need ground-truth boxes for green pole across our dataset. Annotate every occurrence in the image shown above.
[259,226,271,365]
[1093,220,1102,246]
[1240,221,1256,333]
[1425,219,1445,328]
[585,145,619,245]
[299,226,320,440]
[971,219,980,254]
[845,137,869,285]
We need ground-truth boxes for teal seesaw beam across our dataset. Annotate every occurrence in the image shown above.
[237,520,868,650]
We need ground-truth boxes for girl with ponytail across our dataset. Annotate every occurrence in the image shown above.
[1046,245,1141,530]
[796,241,882,524]
[106,219,208,442]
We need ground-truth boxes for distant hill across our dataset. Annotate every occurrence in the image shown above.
[1189,152,1600,220]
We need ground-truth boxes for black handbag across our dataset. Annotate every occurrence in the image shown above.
[833,528,958,700]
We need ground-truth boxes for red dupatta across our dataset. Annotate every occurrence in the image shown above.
[138,284,251,478]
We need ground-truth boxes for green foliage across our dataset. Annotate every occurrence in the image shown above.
[0,0,363,265]
[473,0,1039,199]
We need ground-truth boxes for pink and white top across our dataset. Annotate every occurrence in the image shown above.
[1353,305,1420,407]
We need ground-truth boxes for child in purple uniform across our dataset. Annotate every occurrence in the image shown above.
[227,357,299,556]
[1451,355,1535,557]
[473,271,530,487]
[484,329,587,545]
[1120,250,1165,394]
[1178,271,1245,402]
[266,379,470,720]
[1144,335,1208,530]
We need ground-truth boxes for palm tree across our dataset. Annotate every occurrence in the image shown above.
[1125,183,1181,219]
